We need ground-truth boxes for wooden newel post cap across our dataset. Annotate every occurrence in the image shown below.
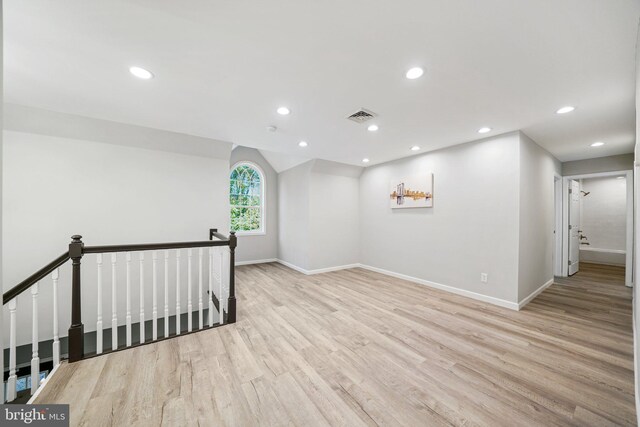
[69,235,84,258]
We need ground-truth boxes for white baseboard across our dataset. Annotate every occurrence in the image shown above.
[27,362,62,404]
[276,259,310,274]
[276,259,359,275]
[358,264,520,311]
[272,260,553,311]
[235,258,277,266]
[517,278,554,310]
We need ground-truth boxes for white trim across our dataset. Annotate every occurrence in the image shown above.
[307,263,361,275]
[564,170,631,180]
[358,264,519,310]
[626,169,634,287]
[518,278,554,310]
[554,173,563,276]
[235,258,277,266]
[561,176,570,276]
[230,160,266,235]
[276,259,360,275]
[27,362,62,404]
[276,259,309,274]
[273,260,557,311]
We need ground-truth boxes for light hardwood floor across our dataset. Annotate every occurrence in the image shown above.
[36,262,636,426]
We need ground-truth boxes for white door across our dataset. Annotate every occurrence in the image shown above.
[568,179,580,275]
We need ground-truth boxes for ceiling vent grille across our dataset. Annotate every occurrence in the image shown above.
[346,108,377,123]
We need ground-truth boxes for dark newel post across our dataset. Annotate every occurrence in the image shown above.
[227,231,237,323]
[68,235,85,362]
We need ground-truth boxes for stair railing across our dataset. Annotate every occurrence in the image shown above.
[2,228,236,402]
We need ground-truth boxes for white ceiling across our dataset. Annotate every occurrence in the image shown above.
[5,0,639,166]
[258,149,310,174]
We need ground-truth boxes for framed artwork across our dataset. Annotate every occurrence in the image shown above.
[389,174,433,208]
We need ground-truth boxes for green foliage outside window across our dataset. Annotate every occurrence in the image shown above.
[230,164,262,232]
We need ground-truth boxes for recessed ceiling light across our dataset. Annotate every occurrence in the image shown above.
[277,107,290,115]
[410,146,421,151]
[556,106,575,114]
[617,176,625,179]
[362,158,370,163]
[129,66,154,79]
[298,141,308,147]
[478,127,492,134]
[367,124,379,132]
[406,67,424,79]
[590,142,604,147]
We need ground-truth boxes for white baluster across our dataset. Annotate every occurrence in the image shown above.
[7,299,17,401]
[224,249,230,315]
[52,269,61,366]
[139,252,145,343]
[176,250,181,335]
[208,248,214,327]
[187,248,193,332]
[152,251,158,341]
[96,254,103,354]
[31,283,40,395]
[164,250,169,337]
[219,249,225,325]
[111,253,118,350]
[198,247,204,330]
[126,253,132,347]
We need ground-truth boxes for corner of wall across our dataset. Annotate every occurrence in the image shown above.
[632,18,640,426]
[516,133,558,304]
[276,161,313,270]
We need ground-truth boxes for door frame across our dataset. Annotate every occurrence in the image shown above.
[554,173,563,276]
[561,170,634,287]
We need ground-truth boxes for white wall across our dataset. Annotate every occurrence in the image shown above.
[580,176,627,251]
[3,129,230,346]
[562,153,634,176]
[277,160,361,272]
[230,146,278,263]
[1,2,4,397]
[360,132,522,304]
[278,162,312,270]
[517,133,561,302]
[308,162,361,271]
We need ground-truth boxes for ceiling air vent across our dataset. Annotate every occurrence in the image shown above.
[346,108,377,124]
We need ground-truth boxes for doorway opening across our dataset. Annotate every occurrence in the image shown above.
[560,170,633,287]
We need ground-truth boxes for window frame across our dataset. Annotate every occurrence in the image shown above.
[229,161,266,236]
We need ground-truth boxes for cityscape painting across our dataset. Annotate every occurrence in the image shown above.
[389,174,433,209]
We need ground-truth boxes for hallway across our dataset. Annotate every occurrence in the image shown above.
[34,263,635,426]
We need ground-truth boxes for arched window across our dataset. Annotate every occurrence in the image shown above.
[230,162,265,234]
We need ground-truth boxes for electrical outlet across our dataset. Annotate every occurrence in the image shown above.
[480,273,488,283]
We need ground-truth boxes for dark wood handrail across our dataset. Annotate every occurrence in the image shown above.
[3,235,231,304]
[210,228,228,241]
[84,239,229,254]
[3,251,70,303]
